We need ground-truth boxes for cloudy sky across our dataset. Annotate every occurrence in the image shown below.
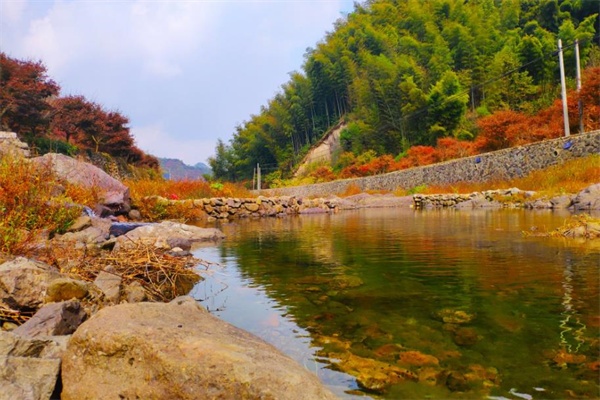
[0,0,355,166]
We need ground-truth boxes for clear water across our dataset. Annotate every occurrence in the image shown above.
[190,208,600,399]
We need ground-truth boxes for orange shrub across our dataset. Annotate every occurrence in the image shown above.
[577,67,600,132]
[435,137,476,161]
[474,110,528,151]
[309,166,337,182]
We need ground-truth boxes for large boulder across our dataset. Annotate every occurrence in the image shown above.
[0,258,62,310]
[113,221,224,250]
[32,153,131,213]
[0,331,68,400]
[572,183,600,211]
[61,296,337,400]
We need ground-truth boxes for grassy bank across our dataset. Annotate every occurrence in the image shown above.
[392,154,599,198]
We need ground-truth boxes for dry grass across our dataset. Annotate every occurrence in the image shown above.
[416,154,599,196]
[0,155,86,254]
[523,214,600,239]
[124,178,253,221]
[39,242,212,302]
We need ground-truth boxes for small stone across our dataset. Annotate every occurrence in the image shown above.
[2,322,18,331]
[94,270,121,304]
[46,278,89,303]
[123,282,147,303]
[446,371,469,392]
[67,216,92,232]
[128,209,142,220]
[453,327,479,347]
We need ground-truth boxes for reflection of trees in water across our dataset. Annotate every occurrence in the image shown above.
[560,258,587,353]
[211,210,600,397]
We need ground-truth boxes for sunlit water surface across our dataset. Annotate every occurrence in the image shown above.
[190,208,600,399]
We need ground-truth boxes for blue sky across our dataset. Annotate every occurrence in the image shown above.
[0,0,355,165]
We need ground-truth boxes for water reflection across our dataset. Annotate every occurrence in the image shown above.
[192,209,600,399]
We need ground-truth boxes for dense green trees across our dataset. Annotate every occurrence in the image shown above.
[210,0,599,183]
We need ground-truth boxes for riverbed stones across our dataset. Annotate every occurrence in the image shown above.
[61,296,337,400]
[434,309,475,324]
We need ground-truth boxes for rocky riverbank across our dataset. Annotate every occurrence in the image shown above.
[1,144,598,399]
[0,217,337,399]
[413,183,600,211]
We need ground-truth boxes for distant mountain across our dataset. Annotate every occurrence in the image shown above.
[159,158,212,181]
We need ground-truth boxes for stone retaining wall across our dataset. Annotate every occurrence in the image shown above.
[145,196,338,221]
[259,131,600,198]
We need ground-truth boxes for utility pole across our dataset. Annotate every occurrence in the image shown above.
[575,39,583,134]
[257,163,261,191]
[558,39,570,137]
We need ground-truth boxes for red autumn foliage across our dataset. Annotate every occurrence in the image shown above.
[577,66,600,132]
[0,53,60,134]
[435,137,476,161]
[403,145,439,167]
[475,68,600,152]
[0,53,158,169]
[310,165,337,182]
[474,110,528,152]
[49,95,151,165]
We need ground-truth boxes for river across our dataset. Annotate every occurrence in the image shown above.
[191,208,599,399]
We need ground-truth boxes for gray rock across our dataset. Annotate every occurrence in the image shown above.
[54,226,108,247]
[66,216,92,233]
[0,331,68,359]
[123,282,147,303]
[0,131,30,158]
[0,356,60,400]
[45,278,89,303]
[550,195,573,209]
[455,200,476,210]
[572,183,600,210]
[113,221,224,251]
[128,209,142,221]
[109,222,147,237]
[166,237,192,251]
[0,258,61,309]
[93,269,121,304]
[526,199,552,209]
[0,330,67,400]
[32,153,130,213]
[13,300,86,337]
[61,297,337,400]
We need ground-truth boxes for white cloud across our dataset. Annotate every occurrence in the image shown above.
[131,123,214,166]
[0,0,27,25]
[16,1,219,79]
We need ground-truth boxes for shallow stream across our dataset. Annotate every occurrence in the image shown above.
[191,208,599,399]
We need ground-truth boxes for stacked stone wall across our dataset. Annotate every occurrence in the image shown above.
[146,196,338,221]
[260,131,600,198]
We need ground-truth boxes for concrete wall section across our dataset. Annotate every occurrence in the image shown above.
[260,131,600,198]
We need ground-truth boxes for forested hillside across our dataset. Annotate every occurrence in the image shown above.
[209,0,599,186]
